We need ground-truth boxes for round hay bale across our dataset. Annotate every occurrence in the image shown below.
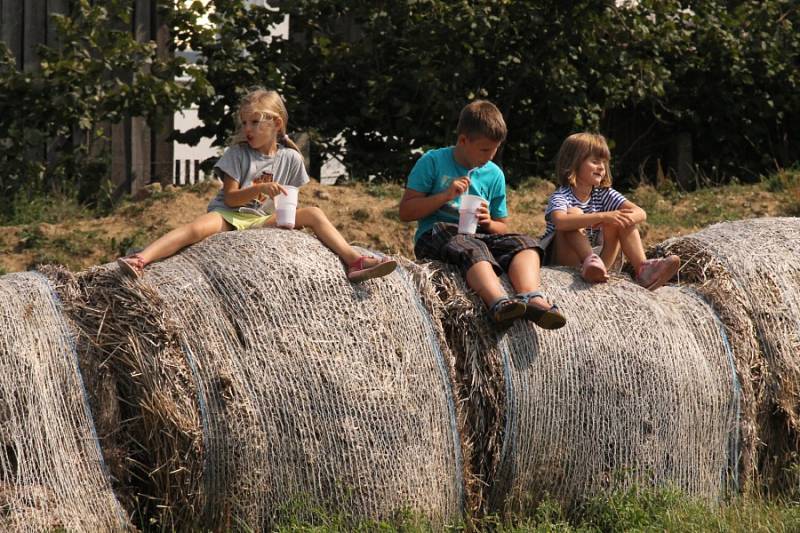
[654,217,800,493]
[36,264,129,500]
[0,272,129,531]
[405,261,509,514]
[419,264,740,512]
[77,229,464,529]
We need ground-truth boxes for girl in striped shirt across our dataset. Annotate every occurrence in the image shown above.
[541,133,679,290]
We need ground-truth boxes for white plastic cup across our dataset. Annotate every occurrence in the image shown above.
[274,185,299,229]
[458,194,484,235]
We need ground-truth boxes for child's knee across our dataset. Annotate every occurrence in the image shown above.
[186,219,213,241]
[514,247,541,268]
[298,206,327,224]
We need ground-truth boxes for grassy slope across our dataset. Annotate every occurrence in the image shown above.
[1,170,798,275]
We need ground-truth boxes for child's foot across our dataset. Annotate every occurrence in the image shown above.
[346,256,397,283]
[581,253,609,283]
[116,253,147,279]
[488,296,526,324]
[517,291,567,330]
[635,255,680,291]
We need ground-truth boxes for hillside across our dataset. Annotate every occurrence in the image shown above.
[0,173,797,275]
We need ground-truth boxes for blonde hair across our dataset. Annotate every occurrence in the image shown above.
[556,132,613,188]
[232,88,301,153]
[456,100,507,142]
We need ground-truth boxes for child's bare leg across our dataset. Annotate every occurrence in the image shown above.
[598,224,622,269]
[614,224,647,272]
[551,207,593,267]
[294,206,387,267]
[507,249,554,310]
[465,261,506,307]
[294,207,360,262]
[138,212,231,264]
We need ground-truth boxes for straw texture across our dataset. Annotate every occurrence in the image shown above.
[0,272,128,531]
[74,229,463,529]
[655,217,800,492]
[415,263,739,512]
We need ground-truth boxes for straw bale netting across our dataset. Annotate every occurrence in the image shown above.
[654,217,800,493]
[73,229,464,529]
[415,263,740,513]
[0,272,129,531]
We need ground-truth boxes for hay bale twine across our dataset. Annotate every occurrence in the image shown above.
[0,272,129,531]
[655,217,800,492]
[79,229,464,529]
[421,265,740,512]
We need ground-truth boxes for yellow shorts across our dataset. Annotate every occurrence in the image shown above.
[213,209,271,231]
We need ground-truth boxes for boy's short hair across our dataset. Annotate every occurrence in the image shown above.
[456,100,507,143]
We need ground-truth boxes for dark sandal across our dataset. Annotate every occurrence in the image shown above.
[488,296,526,324]
[517,291,567,330]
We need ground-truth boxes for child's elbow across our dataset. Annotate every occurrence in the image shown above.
[398,204,414,222]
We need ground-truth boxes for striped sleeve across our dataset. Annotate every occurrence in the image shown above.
[544,187,572,221]
[595,187,627,212]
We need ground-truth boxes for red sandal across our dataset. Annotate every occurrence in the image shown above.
[346,256,397,283]
[116,253,147,279]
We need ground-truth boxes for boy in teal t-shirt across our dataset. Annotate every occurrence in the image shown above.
[399,100,566,329]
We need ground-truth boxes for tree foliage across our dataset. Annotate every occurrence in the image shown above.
[277,0,799,184]
[0,0,197,213]
[0,0,797,207]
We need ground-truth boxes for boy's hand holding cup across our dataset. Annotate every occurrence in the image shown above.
[476,202,491,228]
[446,176,470,201]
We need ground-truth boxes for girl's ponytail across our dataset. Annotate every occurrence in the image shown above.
[280,132,301,154]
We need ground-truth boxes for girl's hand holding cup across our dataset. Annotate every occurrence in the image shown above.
[258,181,287,199]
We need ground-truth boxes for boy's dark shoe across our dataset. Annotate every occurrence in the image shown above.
[517,291,567,330]
[488,296,526,324]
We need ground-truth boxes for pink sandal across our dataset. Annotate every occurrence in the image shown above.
[635,255,680,291]
[581,253,609,283]
[346,256,397,283]
[116,253,147,279]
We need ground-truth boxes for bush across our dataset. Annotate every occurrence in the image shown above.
[179,0,796,187]
[0,0,200,215]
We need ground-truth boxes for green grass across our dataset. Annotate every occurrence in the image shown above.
[261,487,800,533]
[109,229,150,257]
[364,181,404,199]
[14,225,112,271]
[762,167,800,193]
[1,189,91,226]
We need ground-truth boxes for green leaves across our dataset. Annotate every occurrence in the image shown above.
[0,1,196,213]
[1,0,796,208]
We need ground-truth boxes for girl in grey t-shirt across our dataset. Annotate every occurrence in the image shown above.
[117,88,395,283]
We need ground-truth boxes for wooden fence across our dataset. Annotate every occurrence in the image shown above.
[0,0,173,195]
